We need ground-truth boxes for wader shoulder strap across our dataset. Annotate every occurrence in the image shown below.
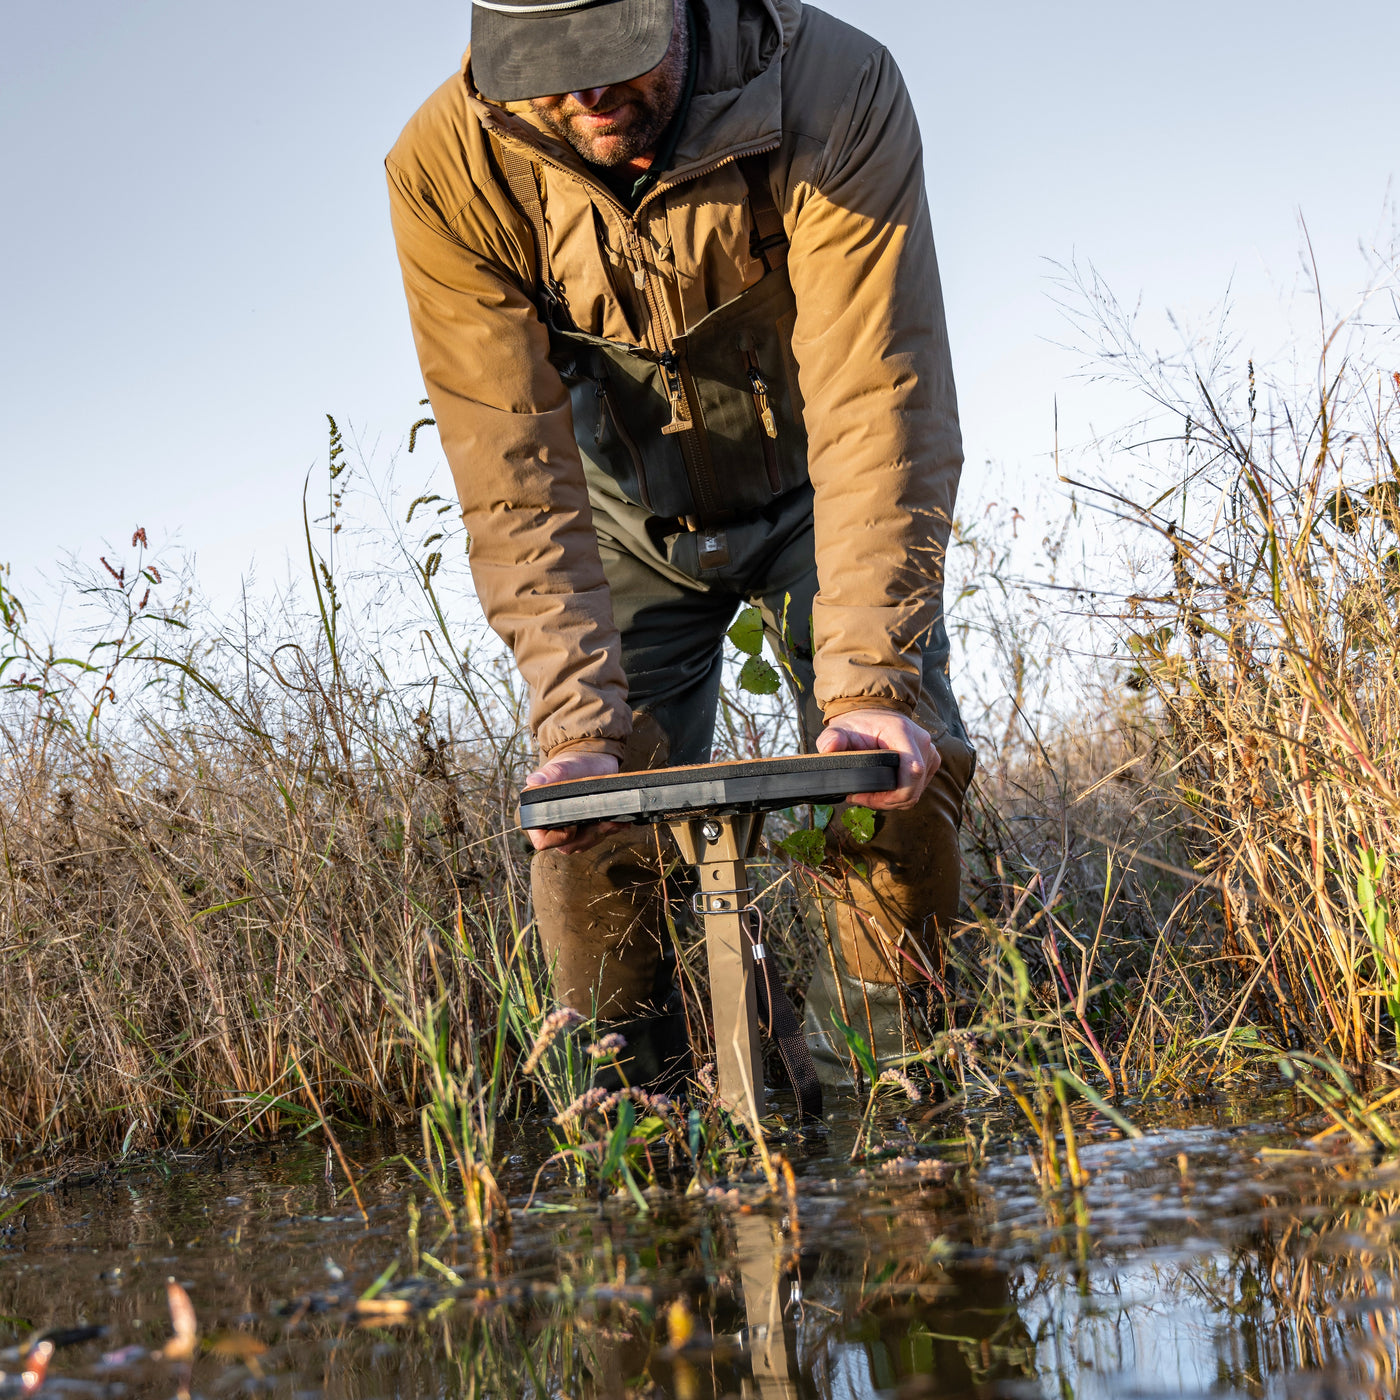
[495,139,558,304]
[737,153,788,273]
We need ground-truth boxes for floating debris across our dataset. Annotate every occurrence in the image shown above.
[161,1278,198,1361]
[19,1341,52,1396]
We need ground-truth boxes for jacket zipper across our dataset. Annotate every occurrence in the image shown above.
[594,375,653,511]
[657,350,691,434]
[629,151,779,527]
[742,349,782,494]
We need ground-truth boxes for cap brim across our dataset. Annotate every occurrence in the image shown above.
[472,0,675,103]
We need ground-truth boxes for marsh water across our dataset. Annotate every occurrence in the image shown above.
[4,1089,1399,1399]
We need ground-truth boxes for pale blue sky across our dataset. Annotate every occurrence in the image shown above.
[3,1,1396,612]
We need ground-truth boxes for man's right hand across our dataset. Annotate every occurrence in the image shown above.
[523,750,623,854]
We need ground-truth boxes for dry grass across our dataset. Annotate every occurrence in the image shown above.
[5,263,1400,1165]
[0,505,536,1159]
[1077,269,1400,1070]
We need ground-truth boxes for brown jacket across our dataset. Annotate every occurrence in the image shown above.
[387,0,962,759]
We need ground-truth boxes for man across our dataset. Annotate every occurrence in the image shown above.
[387,0,975,1088]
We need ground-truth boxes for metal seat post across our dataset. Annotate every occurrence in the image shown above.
[666,811,766,1122]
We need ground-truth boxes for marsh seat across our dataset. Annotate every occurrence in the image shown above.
[518,752,899,1124]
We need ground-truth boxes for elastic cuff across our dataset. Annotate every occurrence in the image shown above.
[820,695,916,725]
[544,737,627,763]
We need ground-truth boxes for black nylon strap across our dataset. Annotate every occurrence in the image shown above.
[748,921,823,1123]
[737,153,788,272]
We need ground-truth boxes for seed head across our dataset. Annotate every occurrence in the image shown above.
[553,1087,609,1125]
[521,1006,583,1075]
[878,1068,922,1103]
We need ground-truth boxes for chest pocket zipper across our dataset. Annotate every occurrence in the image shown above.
[594,374,653,512]
[742,349,782,494]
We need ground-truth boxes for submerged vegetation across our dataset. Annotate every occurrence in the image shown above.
[3,262,1400,1222]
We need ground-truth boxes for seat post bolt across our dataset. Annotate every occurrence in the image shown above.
[701,819,722,844]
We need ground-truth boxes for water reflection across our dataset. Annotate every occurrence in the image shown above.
[2,1112,1399,1397]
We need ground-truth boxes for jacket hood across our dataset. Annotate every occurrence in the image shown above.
[462,0,801,179]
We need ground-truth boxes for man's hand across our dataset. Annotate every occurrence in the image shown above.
[815,709,939,811]
[523,750,624,854]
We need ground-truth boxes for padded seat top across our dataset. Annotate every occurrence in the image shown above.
[517,751,899,829]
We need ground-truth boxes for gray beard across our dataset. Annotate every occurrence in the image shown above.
[538,99,675,168]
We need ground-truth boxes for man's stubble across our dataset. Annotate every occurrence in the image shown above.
[528,0,688,168]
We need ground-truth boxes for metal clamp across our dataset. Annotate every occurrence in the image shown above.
[691,888,750,915]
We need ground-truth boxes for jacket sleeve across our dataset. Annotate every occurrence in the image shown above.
[785,46,962,723]
[386,152,630,760]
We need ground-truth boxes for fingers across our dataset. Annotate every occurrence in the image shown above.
[816,725,881,754]
[561,820,623,854]
[527,820,623,854]
[819,711,938,810]
[894,736,923,800]
[527,824,572,851]
[522,751,623,851]
[525,751,621,790]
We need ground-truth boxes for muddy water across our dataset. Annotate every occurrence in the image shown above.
[3,1091,1399,1399]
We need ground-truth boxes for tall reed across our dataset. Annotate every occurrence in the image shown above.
[1082,279,1400,1067]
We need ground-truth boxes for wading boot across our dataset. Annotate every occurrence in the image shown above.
[591,987,693,1098]
[803,959,928,1089]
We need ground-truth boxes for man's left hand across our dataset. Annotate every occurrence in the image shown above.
[815,709,939,810]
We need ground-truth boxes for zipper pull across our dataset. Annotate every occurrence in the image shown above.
[748,368,778,439]
[659,351,691,435]
[593,378,608,445]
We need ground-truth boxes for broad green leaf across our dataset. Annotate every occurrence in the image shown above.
[842,806,876,843]
[778,829,826,865]
[738,656,780,695]
[601,1099,636,1181]
[812,804,834,830]
[831,1014,878,1082]
[727,606,764,656]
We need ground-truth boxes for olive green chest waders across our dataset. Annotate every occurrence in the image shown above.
[500,146,806,572]
[502,146,975,1094]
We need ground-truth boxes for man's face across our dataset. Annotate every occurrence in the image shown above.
[528,0,688,167]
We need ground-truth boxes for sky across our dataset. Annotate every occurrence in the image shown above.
[3,0,1397,628]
